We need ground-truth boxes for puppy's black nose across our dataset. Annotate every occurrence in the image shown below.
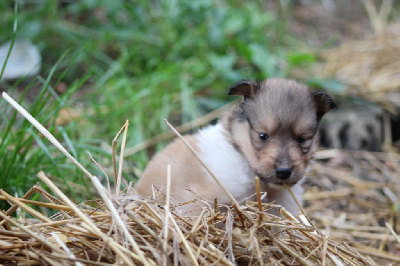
[275,167,292,180]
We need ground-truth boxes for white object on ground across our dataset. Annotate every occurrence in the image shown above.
[0,39,41,80]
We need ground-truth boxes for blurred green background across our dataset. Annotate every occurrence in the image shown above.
[0,0,354,204]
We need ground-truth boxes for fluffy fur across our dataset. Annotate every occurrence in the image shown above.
[134,78,336,215]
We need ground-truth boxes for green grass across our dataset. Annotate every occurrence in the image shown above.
[0,0,317,203]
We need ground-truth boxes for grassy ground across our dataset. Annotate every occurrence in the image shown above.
[0,0,322,204]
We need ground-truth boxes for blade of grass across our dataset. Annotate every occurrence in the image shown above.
[57,126,78,159]
[0,2,17,79]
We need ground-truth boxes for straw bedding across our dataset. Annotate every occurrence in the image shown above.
[1,162,395,266]
[322,1,400,113]
[305,150,400,264]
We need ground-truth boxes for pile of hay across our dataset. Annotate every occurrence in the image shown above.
[305,150,400,264]
[1,153,399,265]
[322,1,400,113]
[0,173,378,265]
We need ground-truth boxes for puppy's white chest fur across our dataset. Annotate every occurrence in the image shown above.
[196,123,256,203]
[196,123,304,215]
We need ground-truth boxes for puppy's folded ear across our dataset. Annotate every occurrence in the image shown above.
[228,80,259,98]
[313,91,337,121]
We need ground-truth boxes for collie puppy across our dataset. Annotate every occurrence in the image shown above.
[134,78,336,215]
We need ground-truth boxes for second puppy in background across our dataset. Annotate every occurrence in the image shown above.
[135,78,337,215]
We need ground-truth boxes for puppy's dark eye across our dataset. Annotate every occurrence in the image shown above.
[297,137,306,145]
[259,133,269,141]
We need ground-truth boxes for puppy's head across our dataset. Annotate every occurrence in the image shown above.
[224,78,336,186]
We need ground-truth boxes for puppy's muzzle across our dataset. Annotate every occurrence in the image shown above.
[275,167,292,180]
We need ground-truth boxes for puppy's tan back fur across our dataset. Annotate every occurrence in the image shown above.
[134,134,228,208]
[135,78,336,215]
